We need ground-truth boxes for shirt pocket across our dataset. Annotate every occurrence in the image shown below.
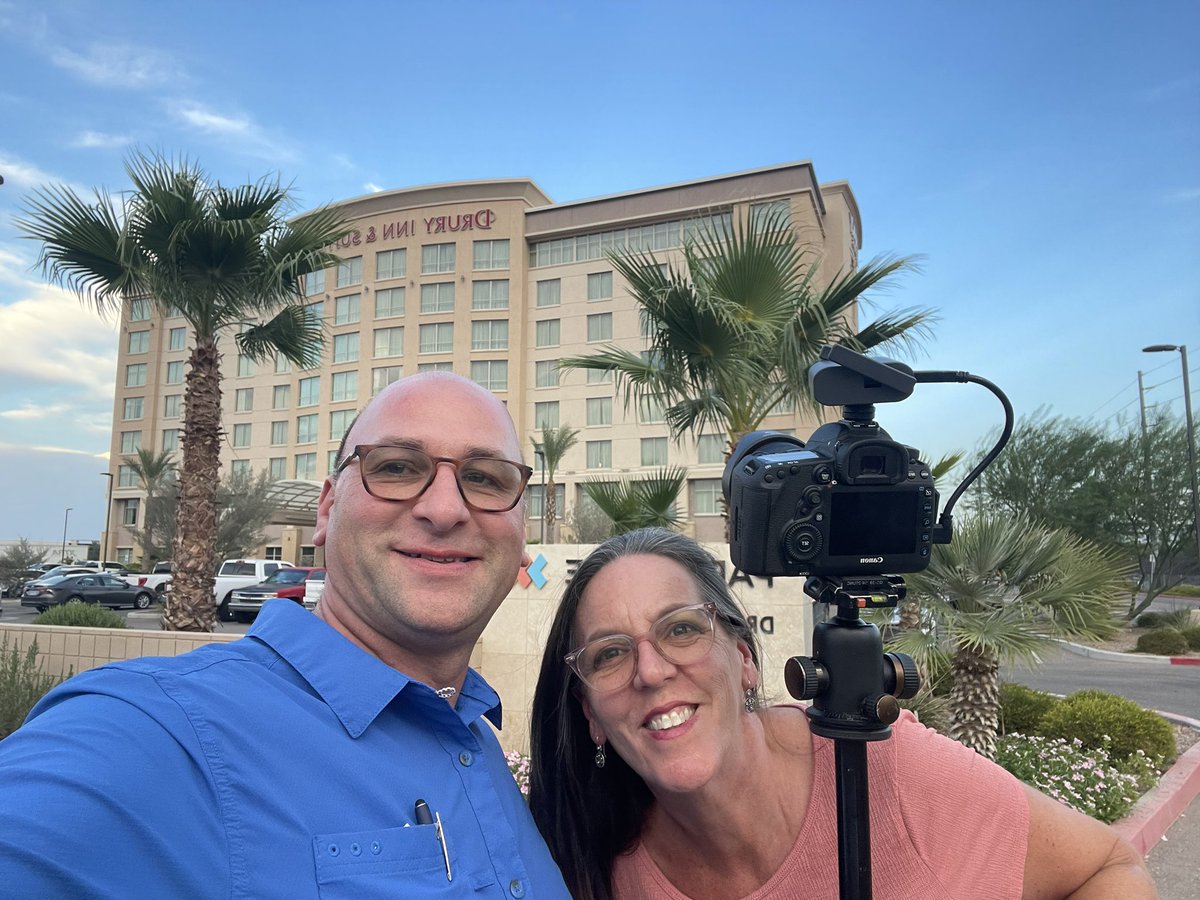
[313,824,467,900]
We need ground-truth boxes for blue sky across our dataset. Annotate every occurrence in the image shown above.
[1,0,1196,544]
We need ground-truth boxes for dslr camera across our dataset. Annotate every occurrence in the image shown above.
[724,346,950,578]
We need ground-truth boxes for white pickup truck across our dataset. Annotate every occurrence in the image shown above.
[123,561,173,595]
[214,558,294,621]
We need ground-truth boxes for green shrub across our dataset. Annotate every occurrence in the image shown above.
[1039,689,1176,765]
[32,601,126,629]
[1135,629,1188,655]
[999,683,1060,735]
[1158,608,1195,630]
[1,636,66,740]
[1134,612,1163,629]
[1180,626,1200,651]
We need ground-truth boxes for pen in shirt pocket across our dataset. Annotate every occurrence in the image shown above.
[413,799,452,881]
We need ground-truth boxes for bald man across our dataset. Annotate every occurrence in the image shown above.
[0,373,570,898]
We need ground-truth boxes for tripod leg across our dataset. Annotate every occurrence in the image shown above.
[834,738,872,900]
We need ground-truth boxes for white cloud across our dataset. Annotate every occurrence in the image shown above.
[169,101,297,163]
[364,182,384,193]
[0,441,107,459]
[71,130,133,149]
[49,42,182,89]
[0,402,73,421]
[0,151,69,191]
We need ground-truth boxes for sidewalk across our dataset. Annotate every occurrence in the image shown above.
[1146,792,1199,900]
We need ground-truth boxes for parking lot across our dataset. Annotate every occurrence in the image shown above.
[0,597,252,635]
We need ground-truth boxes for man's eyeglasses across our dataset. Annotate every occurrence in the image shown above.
[336,444,533,512]
[564,603,719,692]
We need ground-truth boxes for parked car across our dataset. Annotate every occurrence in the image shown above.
[214,558,294,621]
[124,560,173,595]
[228,567,324,622]
[18,565,95,596]
[303,569,326,610]
[78,560,133,575]
[21,573,156,613]
[3,568,45,599]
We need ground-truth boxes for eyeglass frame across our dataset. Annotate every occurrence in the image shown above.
[564,602,720,692]
[335,443,534,512]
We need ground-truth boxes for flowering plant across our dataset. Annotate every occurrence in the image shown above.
[505,750,531,797]
[993,733,1163,823]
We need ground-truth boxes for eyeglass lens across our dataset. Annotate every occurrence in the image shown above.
[360,447,525,510]
[572,605,715,690]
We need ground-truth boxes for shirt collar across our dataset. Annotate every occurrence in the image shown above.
[246,601,503,737]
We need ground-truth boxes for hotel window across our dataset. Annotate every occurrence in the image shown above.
[163,395,181,418]
[296,414,318,444]
[123,397,144,420]
[271,420,288,445]
[120,498,139,526]
[168,327,187,351]
[470,360,508,391]
[265,546,283,561]
[231,459,251,477]
[304,270,326,295]
[587,367,613,384]
[330,409,355,442]
[586,397,612,426]
[118,464,138,488]
[418,322,453,354]
[586,440,612,469]
[161,429,179,451]
[306,300,325,325]
[328,451,339,475]
[129,299,151,321]
[420,282,455,314]
[417,362,453,373]
[235,388,254,412]
[125,363,148,388]
[769,388,796,415]
[536,279,561,308]
[119,431,142,454]
[237,355,255,377]
[127,331,149,354]
[692,478,723,515]
[587,313,613,342]
[535,319,560,348]
[374,327,404,358]
[535,360,560,388]
[295,452,317,481]
[334,294,360,325]
[372,366,402,395]
[534,401,560,429]
[750,199,791,229]
[638,394,666,423]
[698,434,725,464]
[333,332,360,364]
[376,248,406,281]
[331,371,358,402]
[587,271,613,301]
[298,376,320,407]
[232,423,252,448]
[473,239,509,271]
[375,287,405,319]
[275,354,292,375]
[526,484,565,520]
[272,384,290,409]
[336,256,363,288]
[269,457,286,480]
[165,361,184,384]
[472,279,509,310]
[421,242,456,274]
[641,437,668,466]
[471,319,508,351]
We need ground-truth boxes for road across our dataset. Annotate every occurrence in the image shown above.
[0,598,251,635]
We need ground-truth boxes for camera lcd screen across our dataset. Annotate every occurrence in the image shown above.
[828,490,918,555]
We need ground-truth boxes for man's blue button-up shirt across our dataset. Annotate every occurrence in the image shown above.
[0,600,569,898]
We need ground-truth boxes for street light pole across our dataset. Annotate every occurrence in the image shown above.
[60,507,73,564]
[534,449,546,544]
[101,471,114,564]
[1143,344,1200,565]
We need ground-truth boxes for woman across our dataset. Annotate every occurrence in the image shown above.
[529,528,1155,900]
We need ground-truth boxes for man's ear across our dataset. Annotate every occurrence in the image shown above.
[521,550,533,568]
[313,477,336,547]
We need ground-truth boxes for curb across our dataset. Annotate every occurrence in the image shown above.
[1113,712,1200,855]
[1052,639,1200,666]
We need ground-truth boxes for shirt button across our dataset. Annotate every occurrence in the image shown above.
[371,841,381,855]
[509,879,526,898]
[350,843,361,856]
[459,751,473,767]
[328,844,339,856]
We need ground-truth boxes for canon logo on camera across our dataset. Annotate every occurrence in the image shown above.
[859,556,885,564]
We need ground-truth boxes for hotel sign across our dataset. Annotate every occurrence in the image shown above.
[334,207,497,248]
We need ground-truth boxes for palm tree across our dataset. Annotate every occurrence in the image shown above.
[18,151,348,632]
[128,447,177,497]
[582,467,688,536]
[127,448,178,570]
[887,513,1129,759]
[531,425,579,543]
[559,209,934,457]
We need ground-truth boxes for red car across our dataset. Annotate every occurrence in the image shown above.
[226,567,325,622]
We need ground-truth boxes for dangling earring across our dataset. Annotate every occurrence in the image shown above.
[594,743,607,769]
[745,688,757,713]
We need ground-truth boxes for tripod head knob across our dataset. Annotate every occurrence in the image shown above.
[784,655,826,702]
[884,652,921,701]
[866,694,901,725]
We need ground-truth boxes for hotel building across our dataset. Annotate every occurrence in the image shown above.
[102,161,861,565]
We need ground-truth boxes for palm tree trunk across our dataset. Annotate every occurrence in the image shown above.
[897,597,921,630]
[545,477,557,543]
[948,642,1001,759]
[163,336,222,632]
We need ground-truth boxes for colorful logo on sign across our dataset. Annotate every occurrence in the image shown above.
[517,553,548,589]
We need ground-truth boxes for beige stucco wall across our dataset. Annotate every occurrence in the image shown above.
[3,543,814,755]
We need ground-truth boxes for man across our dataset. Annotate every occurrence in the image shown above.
[0,373,570,898]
